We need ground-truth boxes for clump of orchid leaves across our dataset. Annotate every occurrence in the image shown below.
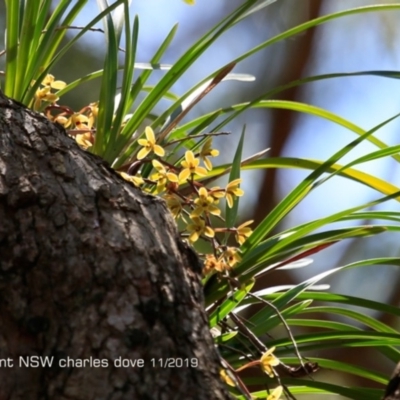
[4,1,400,400]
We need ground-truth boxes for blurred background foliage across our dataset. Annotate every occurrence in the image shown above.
[1,0,400,398]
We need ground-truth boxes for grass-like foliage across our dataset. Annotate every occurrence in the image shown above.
[2,1,400,399]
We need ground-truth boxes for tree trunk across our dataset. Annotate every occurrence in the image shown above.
[0,91,231,400]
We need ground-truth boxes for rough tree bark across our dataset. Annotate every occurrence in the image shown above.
[0,91,232,399]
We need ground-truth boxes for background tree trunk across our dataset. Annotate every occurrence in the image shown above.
[0,91,231,400]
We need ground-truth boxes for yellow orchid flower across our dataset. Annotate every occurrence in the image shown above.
[187,216,214,242]
[225,178,244,208]
[200,138,219,170]
[150,160,178,193]
[191,187,221,217]
[260,347,280,377]
[179,151,208,181]
[267,386,283,400]
[119,172,144,187]
[220,369,235,387]
[235,220,253,245]
[137,127,165,160]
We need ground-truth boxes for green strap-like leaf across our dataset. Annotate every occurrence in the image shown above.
[208,279,254,328]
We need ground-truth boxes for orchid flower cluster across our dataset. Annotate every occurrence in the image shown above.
[126,126,254,277]
[37,74,254,281]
